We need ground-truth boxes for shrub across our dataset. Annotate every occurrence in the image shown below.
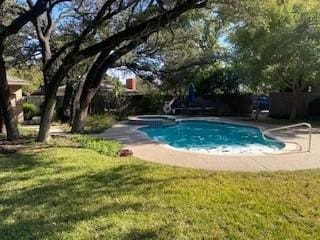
[138,93,165,114]
[84,114,116,134]
[22,103,38,120]
[73,135,121,156]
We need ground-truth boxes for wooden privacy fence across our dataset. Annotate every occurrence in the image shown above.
[270,92,320,118]
[91,93,253,116]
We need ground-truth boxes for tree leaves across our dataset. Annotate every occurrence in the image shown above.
[232,0,320,93]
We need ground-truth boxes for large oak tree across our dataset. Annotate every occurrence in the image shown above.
[0,0,69,140]
[33,0,211,141]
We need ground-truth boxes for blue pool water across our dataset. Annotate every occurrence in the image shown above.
[140,121,285,153]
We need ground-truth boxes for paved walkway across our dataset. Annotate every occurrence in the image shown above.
[21,125,64,133]
[97,117,320,172]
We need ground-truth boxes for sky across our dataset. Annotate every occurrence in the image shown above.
[107,68,136,84]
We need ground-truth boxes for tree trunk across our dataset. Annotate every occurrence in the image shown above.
[71,41,142,133]
[71,105,90,133]
[70,80,84,125]
[37,56,76,142]
[37,94,56,142]
[71,90,97,133]
[0,42,19,140]
[60,80,74,122]
[41,39,53,92]
[0,105,3,134]
[70,51,110,133]
[37,69,65,142]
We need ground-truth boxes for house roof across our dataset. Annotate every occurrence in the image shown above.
[8,75,30,86]
[31,83,138,97]
[56,84,138,97]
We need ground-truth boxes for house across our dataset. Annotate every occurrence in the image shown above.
[28,79,138,103]
[0,76,29,133]
[8,76,29,123]
[22,79,139,119]
[91,78,140,114]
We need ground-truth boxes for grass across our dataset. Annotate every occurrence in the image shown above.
[18,126,38,138]
[0,147,319,239]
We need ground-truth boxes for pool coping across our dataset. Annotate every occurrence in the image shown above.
[128,115,176,126]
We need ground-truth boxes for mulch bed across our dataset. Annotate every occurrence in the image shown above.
[0,138,34,154]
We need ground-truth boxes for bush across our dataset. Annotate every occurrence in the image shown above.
[73,135,121,156]
[84,114,116,134]
[22,103,38,120]
[138,93,165,114]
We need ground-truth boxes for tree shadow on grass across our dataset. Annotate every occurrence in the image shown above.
[0,152,177,239]
[0,151,49,171]
[0,151,76,187]
[120,228,160,240]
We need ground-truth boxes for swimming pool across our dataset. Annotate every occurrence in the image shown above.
[140,120,285,154]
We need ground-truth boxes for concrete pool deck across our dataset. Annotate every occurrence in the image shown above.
[97,117,320,172]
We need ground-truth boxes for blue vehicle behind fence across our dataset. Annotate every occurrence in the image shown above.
[253,95,270,110]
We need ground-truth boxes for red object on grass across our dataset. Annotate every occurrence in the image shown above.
[119,149,133,157]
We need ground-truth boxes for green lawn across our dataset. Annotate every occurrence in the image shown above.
[0,147,320,239]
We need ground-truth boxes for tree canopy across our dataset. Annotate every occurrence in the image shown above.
[233,1,320,87]
[230,0,320,119]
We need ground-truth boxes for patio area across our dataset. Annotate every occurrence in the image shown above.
[98,117,320,172]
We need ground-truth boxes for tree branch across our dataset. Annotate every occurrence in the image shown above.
[3,0,70,36]
[45,0,137,71]
[80,39,144,103]
[78,0,207,59]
